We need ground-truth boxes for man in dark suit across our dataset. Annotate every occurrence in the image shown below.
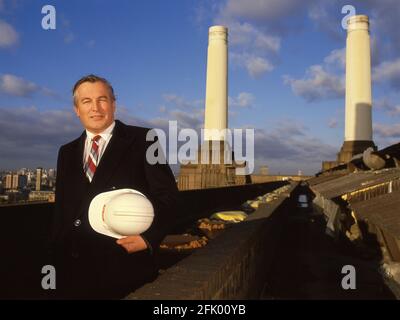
[49,74,178,299]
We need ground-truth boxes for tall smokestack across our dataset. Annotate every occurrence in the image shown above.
[178,25,249,190]
[204,26,228,141]
[338,15,375,162]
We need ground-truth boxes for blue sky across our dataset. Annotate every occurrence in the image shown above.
[1,0,400,175]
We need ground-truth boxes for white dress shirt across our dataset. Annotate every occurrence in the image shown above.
[83,121,116,175]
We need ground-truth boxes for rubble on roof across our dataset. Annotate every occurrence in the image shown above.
[309,148,400,291]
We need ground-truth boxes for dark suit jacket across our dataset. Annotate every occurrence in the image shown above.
[49,120,178,299]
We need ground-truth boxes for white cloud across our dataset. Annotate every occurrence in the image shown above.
[283,45,346,103]
[162,94,203,110]
[146,109,203,132]
[284,65,345,102]
[252,120,337,175]
[231,52,274,78]
[372,58,400,89]
[374,98,400,117]
[363,0,400,52]
[328,118,338,128]
[0,106,81,169]
[324,48,345,68]
[216,0,400,83]
[114,106,152,128]
[192,1,219,29]
[308,1,400,64]
[274,119,307,136]
[370,36,382,67]
[118,94,205,131]
[226,21,280,53]
[223,0,305,22]
[0,19,19,48]
[246,56,274,78]
[308,2,344,41]
[213,2,284,78]
[64,32,75,44]
[254,32,280,53]
[229,92,255,108]
[117,104,188,131]
[165,109,203,130]
[41,86,61,99]
[374,123,400,138]
[373,122,400,149]
[0,74,58,98]
[59,15,76,44]
[161,92,255,126]
[0,74,37,97]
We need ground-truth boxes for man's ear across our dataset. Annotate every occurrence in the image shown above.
[74,105,80,117]
[112,100,116,113]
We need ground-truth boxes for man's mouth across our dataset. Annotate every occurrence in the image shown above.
[90,115,104,119]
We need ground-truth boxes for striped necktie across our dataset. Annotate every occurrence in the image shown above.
[84,135,101,182]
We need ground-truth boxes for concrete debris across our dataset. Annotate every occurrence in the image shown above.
[380,263,400,281]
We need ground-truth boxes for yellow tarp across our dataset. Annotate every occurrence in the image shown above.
[210,211,248,222]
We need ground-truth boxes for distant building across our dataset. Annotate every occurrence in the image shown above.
[5,174,12,189]
[27,171,34,184]
[12,174,18,189]
[36,168,43,191]
[0,194,9,203]
[48,168,56,179]
[29,190,55,202]
[5,190,24,203]
[18,175,28,189]
[260,165,269,176]
[18,168,27,175]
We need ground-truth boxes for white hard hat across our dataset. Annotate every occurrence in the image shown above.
[88,189,154,239]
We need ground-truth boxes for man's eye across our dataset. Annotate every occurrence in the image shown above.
[82,100,90,104]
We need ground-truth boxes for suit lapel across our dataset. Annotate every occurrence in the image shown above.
[75,131,86,178]
[88,120,137,192]
[69,131,88,185]
[68,131,91,219]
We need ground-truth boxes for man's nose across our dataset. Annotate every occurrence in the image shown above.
[91,100,100,111]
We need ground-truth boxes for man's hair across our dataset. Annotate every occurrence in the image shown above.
[72,74,116,105]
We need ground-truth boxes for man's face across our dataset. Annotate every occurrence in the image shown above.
[74,81,116,134]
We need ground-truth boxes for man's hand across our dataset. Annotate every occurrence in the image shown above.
[116,235,148,254]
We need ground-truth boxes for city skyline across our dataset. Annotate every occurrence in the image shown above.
[0,165,56,204]
[1,1,400,174]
